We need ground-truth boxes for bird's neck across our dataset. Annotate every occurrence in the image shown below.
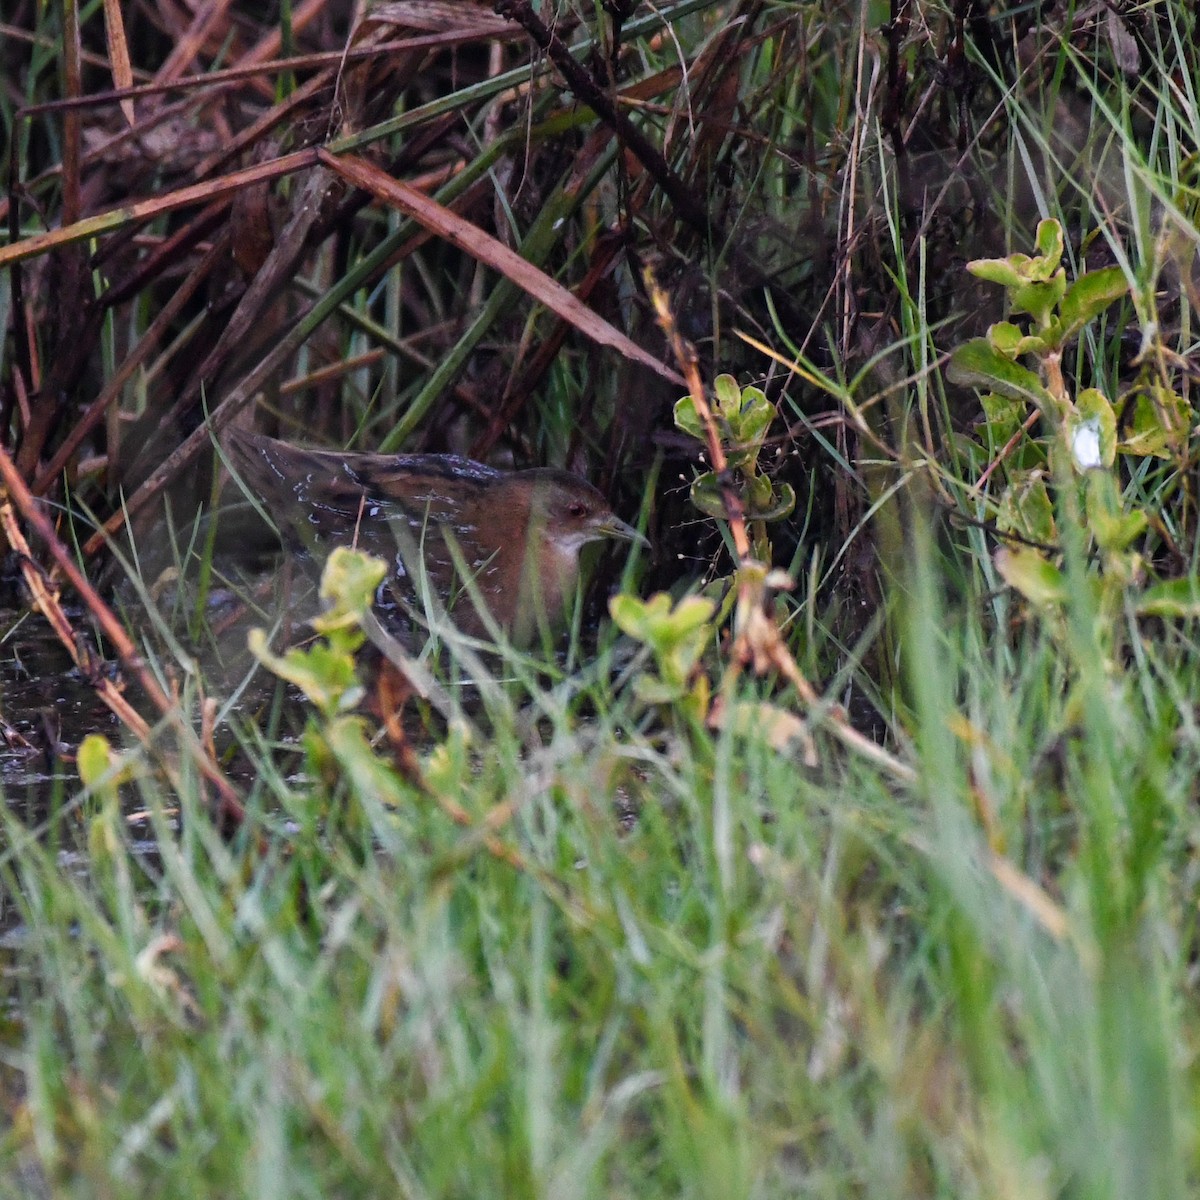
[509,524,583,646]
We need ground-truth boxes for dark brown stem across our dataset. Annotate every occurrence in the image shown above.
[493,0,716,242]
[32,239,227,497]
[3,133,29,450]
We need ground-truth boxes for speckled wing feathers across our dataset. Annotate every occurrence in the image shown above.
[224,430,515,635]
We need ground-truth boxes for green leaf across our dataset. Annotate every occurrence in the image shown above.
[609,591,667,642]
[1032,218,1064,274]
[978,391,1027,445]
[314,547,387,632]
[714,373,743,418]
[678,377,777,472]
[1137,578,1200,618]
[954,431,990,470]
[947,339,1057,411]
[78,734,116,790]
[1058,267,1127,340]
[988,321,1050,359]
[689,471,730,520]
[673,394,707,442]
[1118,386,1193,458]
[967,221,1062,291]
[249,628,364,718]
[324,716,410,807]
[995,545,1068,606]
[968,256,1028,288]
[747,479,796,522]
[725,444,760,471]
[609,592,716,648]
[1090,504,1147,555]
[996,472,1055,545]
[609,591,716,695]
[730,388,772,446]
[1083,470,1146,552]
[1011,270,1067,327]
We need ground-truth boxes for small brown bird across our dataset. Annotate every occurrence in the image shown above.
[225,430,647,646]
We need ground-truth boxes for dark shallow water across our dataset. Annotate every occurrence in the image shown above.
[0,554,303,805]
[0,601,259,947]
[0,609,122,952]
[0,609,120,800]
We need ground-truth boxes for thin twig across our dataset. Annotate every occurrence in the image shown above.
[493,0,716,242]
[643,268,751,563]
[649,281,914,784]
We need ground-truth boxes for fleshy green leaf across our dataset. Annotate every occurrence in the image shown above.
[978,391,1027,445]
[609,592,716,647]
[609,591,716,696]
[314,547,387,633]
[324,716,410,807]
[996,472,1055,545]
[714,373,743,418]
[1084,470,1147,552]
[1011,271,1067,327]
[995,546,1068,606]
[1091,505,1147,554]
[1137,578,1200,618]
[1058,267,1127,340]
[730,388,772,445]
[1119,386,1193,458]
[747,478,796,522]
[608,590,666,641]
[988,321,1050,359]
[673,394,707,442]
[1032,219,1064,274]
[948,339,1057,411]
[689,471,729,519]
[968,257,1028,288]
[249,628,363,718]
[78,734,121,790]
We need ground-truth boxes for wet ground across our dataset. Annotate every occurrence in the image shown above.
[0,609,119,802]
[0,596,270,947]
[0,571,286,808]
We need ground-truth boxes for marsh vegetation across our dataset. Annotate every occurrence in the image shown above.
[1,1,1199,1195]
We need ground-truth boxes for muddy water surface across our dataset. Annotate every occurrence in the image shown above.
[0,610,120,804]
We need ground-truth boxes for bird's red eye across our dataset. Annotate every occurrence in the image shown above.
[568,501,587,518]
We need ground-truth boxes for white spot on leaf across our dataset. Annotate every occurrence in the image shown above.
[1071,420,1102,471]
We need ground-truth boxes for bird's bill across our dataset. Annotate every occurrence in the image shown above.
[594,514,650,548]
